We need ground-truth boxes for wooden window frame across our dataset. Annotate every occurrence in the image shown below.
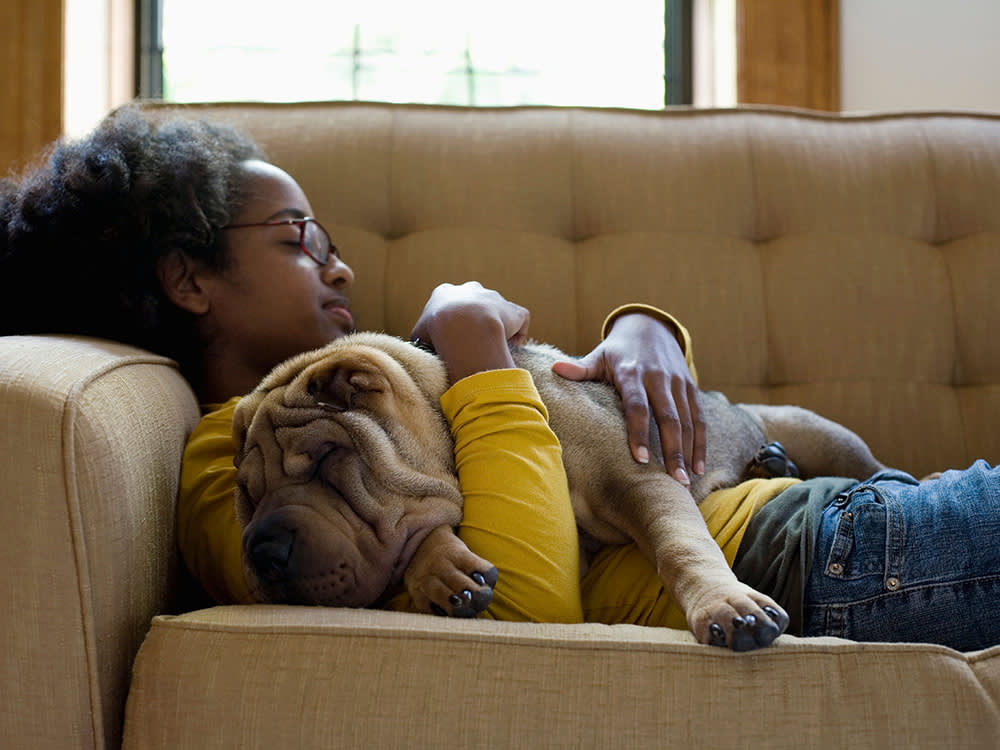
[736,0,840,111]
[1,0,64,170]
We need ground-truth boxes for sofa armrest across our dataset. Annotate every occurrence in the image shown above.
[0,335,200,750]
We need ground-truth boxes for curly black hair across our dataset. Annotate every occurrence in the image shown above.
[0,104,262,377]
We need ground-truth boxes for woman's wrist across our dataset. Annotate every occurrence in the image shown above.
[430,313,516,384]
[602,304,686,351]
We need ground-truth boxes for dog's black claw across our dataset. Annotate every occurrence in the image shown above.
[762,605,790,634]
[481,566,499,588]
[725,610,785,651]
[709,623,727,648]
[441,569,498,618]
[448,586,495,618]
[446,590,474,618]
[431,603,447,617]
[729,616,759,651]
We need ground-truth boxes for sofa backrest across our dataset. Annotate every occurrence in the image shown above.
[144,102,999,477]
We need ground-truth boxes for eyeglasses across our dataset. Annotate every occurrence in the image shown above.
[223,217,339,266]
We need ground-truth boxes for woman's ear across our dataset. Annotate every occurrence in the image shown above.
[158,251,212,315]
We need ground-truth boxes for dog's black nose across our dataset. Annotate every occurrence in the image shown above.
[247,525,296,583]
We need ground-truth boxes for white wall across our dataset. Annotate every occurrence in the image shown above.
[64,0,110,137]
[841,0,1000,113]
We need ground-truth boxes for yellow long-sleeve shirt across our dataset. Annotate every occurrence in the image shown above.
[176,308,797,624]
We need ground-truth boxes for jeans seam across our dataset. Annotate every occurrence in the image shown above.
[814,572,1000,610]
[870,484,904,585]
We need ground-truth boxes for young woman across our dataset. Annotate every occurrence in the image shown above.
[3,106,998,652]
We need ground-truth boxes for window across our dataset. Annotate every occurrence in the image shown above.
[139,1,693,108]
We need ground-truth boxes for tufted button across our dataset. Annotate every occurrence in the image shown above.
[886,577,901,591]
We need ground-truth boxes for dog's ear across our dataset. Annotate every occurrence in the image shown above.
[307,366,384,411]
[232,389,267,447]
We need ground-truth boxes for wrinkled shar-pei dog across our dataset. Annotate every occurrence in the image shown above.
[233,332,884,651]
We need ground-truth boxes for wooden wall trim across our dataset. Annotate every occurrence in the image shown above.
[737,0,840,111]
[1,0,64,174]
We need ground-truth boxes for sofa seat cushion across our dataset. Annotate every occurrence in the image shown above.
[124,605,1000,748]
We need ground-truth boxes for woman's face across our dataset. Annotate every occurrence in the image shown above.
[204,160,356,379]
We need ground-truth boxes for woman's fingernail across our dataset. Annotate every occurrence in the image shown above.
[636,446,650,464]
[674,468,690,485]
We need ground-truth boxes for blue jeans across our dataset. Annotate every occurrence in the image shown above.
[802,460,1000,651]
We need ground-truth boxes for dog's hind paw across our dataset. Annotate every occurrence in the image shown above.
[690,585,790,652]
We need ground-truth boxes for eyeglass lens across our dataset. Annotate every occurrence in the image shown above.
[302,220,332,265]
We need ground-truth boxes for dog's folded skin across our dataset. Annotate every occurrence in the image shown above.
[234,333,884,652]
[234,337,497,614]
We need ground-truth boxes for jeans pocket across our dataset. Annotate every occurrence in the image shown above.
[821,489,890,582]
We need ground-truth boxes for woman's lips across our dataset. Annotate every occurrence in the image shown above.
[324,301,354,329]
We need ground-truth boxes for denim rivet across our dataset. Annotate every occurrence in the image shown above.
[886,577,900,591]
[828,562,844,576]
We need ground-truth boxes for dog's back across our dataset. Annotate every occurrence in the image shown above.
[511,343,768,546]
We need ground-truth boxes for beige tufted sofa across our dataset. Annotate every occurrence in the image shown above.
[2,102,999,749]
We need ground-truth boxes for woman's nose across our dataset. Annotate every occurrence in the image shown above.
[322,256,354,287]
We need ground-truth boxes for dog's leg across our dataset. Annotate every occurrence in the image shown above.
[613,475,789,651]
[404,525,499,618]
[742,405,885,480]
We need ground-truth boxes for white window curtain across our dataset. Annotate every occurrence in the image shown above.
[692,0,737,107]
[159,0,669,109]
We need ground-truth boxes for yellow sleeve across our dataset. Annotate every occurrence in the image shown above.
[431,368,582,623]
[188,371,583,621]
[601,303,698,384]
[177,397,255,605]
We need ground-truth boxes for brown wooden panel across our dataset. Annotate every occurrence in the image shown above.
[1,0,64,174]
[737,0,840,111]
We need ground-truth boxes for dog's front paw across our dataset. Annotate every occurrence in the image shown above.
[404,526,498,618]
[688,584,790,652]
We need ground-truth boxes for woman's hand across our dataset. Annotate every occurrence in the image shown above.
[551,312,705,486]
[410,282,530,384]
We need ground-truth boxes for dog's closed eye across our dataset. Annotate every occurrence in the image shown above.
[307,368,357,411]
[307,366,387,412]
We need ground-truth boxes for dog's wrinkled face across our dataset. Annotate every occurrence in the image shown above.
[233,333,463,607]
